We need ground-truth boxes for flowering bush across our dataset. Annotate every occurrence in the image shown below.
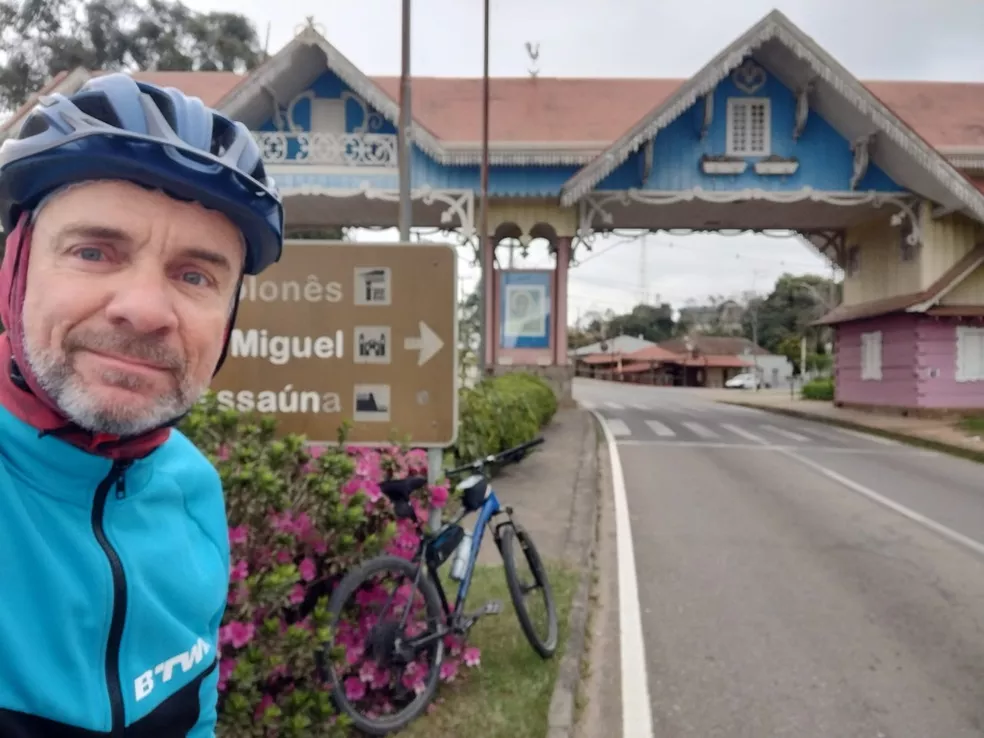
[178,394,477,737]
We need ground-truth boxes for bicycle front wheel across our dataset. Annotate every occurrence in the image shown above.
[324,555,445,735]
[499,523,558,658]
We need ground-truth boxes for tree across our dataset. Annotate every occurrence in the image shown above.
[741,273,839,354]
[0,0,263,111]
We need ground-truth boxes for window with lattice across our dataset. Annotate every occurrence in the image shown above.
[726,98,771,157]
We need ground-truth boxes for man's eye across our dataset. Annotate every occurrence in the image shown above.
[77,247,104,261]
[181,271,209,287]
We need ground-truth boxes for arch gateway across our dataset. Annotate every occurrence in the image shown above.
[5,9,983,414]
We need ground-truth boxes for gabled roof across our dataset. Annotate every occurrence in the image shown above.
[814,243,984,325]
[213,25,447,161]
[558,9,984,224]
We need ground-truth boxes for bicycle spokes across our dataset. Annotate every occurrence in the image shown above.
[329,569,442,717]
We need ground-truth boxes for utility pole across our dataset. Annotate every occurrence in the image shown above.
[476,0,491,374]
[397,0,412,241]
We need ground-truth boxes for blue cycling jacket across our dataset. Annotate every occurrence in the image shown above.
[0,403,230,737]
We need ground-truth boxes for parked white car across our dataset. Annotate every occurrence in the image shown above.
[725,372,762,389]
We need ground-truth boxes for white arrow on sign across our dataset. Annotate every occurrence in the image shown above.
[403,321,445,367]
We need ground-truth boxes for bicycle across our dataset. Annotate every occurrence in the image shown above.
[322,437,558,735]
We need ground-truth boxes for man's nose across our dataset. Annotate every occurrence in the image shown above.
[103,266,179,335]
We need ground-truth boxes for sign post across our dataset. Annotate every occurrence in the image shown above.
[213,240,458,454]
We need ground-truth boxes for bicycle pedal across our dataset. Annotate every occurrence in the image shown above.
[481,599,503,616]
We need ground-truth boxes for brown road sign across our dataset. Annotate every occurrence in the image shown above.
[211,240,458,447]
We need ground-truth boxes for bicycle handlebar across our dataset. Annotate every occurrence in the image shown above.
[445,437,545,477]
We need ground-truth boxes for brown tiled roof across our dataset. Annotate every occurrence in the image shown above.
[682,355,755,368]
[125,71,244,105]
[658,336,768,356]
[814,242,984,325]
[579,352,623,365]
[58,71,984,148]
[623,344,682,362]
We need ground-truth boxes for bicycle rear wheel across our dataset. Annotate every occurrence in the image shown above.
[499,523,558,658]
[323,555,445,735]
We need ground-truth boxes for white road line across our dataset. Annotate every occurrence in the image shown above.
[780,448,984,559]
[716,421,984,560]
[593,413,656,738]
[761,424,811,443]
[837,427,899,446]
[645,420,675,437]
[683,421,718,439]
[721,423,767,443]
[605,402,626,410]
[605,418,632,437]
[579,400,597,410]
[632,403,650,410]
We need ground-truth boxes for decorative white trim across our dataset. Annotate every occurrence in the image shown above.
[955,325,984,382]
[755,159,799,175]
[576,187,920,239]
[557,9,984,223]
[276,182,475,241]
[254,131,397,167]
[731,58,768,94]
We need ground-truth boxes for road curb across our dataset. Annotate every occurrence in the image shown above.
[716,400,984,465]
[546,410,600,738]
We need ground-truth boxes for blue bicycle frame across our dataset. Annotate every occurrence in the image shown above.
[448,485,502,614]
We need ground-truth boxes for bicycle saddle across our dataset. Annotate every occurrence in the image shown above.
[379,476,428,519]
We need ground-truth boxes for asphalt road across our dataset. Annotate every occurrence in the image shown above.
[575,378,984,738]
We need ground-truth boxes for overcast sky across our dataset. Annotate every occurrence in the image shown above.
[187,0,984,323]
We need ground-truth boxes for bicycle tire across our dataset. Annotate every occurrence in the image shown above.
[499,523,558,658]
[325,555,445,735]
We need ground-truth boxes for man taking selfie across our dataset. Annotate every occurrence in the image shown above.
[0,73,284,736]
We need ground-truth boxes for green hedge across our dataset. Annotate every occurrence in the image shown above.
[452,372,558,464]
[801,377,834,401]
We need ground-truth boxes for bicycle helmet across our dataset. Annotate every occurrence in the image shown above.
[0,72,284,275]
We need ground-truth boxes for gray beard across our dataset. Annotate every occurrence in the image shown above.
[23,327,206,437]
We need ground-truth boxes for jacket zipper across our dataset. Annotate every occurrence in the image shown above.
[92,459,133,737]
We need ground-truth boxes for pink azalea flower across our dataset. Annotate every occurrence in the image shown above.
[217,658,236,692]
[362,480,382,503]
[298,558,316,582]
[228,525,248,546]
[464,646,481,667]
[289,584,305,605]
[219,621,255,649]
[293,512,313,537]
[440,659,458,682]
[276,550,293,565]
[429,484,449,508]
[344,676,366,701]
[216,444,230,461]
[254,694,274,721]
[229,559,248,582]
[344,643,365,666]
[341,478,362,499]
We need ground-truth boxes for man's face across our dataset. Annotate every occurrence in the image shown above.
[21,180,245,437]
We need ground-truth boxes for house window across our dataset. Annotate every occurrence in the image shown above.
[726,98,770,156]
[860,331,882,381]
[846,245,861,277]
[956,326,984,382]
[310,99,346,133]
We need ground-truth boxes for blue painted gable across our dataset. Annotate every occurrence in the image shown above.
[597,56,903,194]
